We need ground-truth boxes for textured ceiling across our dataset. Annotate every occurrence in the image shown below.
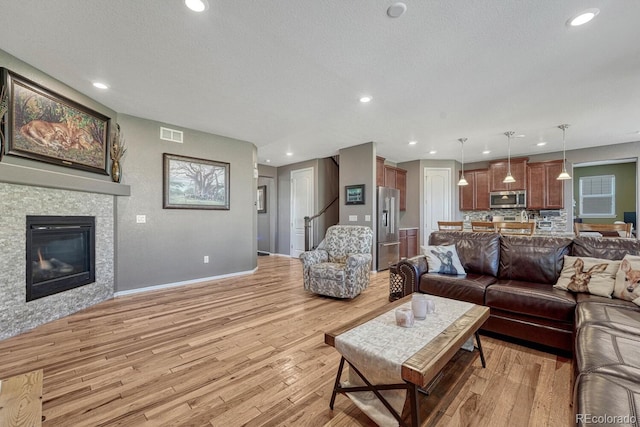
[0,0,638,166]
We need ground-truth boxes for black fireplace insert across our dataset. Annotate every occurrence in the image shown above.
[26,216,96,301]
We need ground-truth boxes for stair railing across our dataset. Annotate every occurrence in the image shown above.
[303,196,339,251]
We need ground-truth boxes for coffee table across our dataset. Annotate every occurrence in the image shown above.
[325,294,489,427]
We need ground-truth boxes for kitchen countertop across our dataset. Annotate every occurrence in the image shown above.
[399,227,419,230]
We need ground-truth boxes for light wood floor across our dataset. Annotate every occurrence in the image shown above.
[0,256,573,426]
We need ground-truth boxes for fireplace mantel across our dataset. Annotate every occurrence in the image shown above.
[0,163,130,196]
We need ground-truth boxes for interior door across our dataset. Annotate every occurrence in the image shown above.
[290,167,314,257]
[424,168,452,244]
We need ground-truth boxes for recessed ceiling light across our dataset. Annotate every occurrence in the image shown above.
[387,2,407,18]
[568,8,599,27]
[482,150,491,155]
[185,0,209,12]
[92,82,109,90]
[514,134,526,138]
[359,96,372,103]
[266,159,271,163]
[408,141,417,145]
[429,150,437,155]
[536,142,547,146]
[286,152,293,156]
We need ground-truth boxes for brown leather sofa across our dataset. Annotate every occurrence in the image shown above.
[396,232,640,425]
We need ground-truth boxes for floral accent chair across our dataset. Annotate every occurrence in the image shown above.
[300,225,373,298]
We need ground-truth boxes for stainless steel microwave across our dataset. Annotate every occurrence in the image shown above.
[489,191,526,209]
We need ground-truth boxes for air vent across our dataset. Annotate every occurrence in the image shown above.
[160,127,183,143]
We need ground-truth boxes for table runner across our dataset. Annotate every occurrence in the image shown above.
[334,295,474,426]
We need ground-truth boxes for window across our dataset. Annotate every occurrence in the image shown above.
[579,175,616,217]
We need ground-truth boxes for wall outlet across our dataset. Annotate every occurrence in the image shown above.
[349,215,357,222]
[136,215,146,223]
[204,255,209,263]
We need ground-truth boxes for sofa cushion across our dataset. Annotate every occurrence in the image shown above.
[613,255,640,304]
[572,236,640,259]
[574,371,640,426]
[575,325,640,373]
[422,244,466,275]
[418,273,497,305]
[485,280,576,322]
[498,235,572,284]
[428,231,500,276]
[554,255,620,297]
[575,302,640,335]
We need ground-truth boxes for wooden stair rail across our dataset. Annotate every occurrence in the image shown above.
[304,196,339,251]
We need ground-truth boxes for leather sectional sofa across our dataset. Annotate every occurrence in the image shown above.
[396,231,640,424]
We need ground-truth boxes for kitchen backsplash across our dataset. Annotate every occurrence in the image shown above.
[460,209,569,233]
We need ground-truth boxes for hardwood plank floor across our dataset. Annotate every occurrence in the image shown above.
[0,256,573,426]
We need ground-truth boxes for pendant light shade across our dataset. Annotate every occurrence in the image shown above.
[557,124,572,180]
[457,137,469,186]
[503,131,516,183]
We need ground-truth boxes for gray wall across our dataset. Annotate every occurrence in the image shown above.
[115,114,257,292]
[339,143,375,226]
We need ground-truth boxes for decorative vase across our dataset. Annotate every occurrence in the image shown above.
[111,159,121,183]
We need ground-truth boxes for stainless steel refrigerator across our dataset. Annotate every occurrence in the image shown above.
[376,186,400,271]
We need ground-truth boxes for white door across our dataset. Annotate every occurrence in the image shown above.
[424,168,452,244]
[290,167,314,257]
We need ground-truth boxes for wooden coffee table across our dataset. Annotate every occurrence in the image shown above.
[325,294,489,427]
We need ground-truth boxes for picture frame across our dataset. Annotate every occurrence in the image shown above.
[163,153,230,210]
[257,185,267,213]
[1,68,110,174]
[345,184,365,205]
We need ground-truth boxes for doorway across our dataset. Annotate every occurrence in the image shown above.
[424,168,452,244]
[290,167,314,257]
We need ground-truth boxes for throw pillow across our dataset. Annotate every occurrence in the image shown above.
[554,255,620,297]
[422,244,466,275]
[613,255,640,305]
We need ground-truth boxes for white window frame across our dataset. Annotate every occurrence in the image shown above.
[579,175,616,218]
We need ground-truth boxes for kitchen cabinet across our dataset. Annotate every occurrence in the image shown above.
[396,168,407,211]
[459,169,490,211]
[376,156,385,187]
[377,158,407,211]
[526,160,564,209]
[489,158,527,191]
[399,228,418,259]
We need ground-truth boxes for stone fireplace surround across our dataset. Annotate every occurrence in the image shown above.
[0,165,128,340]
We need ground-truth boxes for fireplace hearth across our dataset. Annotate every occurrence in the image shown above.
[26,216,96,301]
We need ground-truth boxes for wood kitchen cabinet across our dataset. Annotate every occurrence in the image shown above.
[489,158,528,191]
[377,158,407,211]
[399,228,418,259]
[376,156,385,187]
[526,160,564,209]
[396,169,407,211]
[459,169,490,211]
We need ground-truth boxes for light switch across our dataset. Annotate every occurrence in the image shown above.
[349,215,357,222]
[136,215,146,223]
[365,215,371,221]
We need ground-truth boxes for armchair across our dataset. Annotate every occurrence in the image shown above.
[300,225,373,298]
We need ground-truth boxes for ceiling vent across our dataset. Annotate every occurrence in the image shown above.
[160,127,183,143]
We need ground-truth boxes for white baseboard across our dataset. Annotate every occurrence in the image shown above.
[114,267,258,297]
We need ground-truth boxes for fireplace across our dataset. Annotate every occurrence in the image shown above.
[26,216,96,301]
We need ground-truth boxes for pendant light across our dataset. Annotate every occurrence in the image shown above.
[457,138,469,186]
[557,124,572,180]
[503,131,516,183]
